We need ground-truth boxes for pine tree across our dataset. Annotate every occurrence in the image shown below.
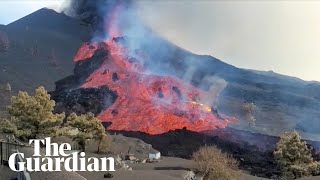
[0,86,65,139]
[0,118,17,134]
[274,131,320,178]
[65,112,106,152]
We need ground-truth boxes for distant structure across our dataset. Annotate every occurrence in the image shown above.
[5,83,11,91]
[148,149,161,160]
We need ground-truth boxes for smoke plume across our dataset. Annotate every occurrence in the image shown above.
[64,0,134,37]
[201,76,228,107]
[63,0,228,109]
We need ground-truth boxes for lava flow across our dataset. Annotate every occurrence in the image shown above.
[71,2,237,134]
[72,38,237,135]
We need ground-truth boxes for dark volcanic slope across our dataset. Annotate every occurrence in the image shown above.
[0,8,90,92]
[192,55,320,135]
[148,40,320,136]
[1,9,319,137]
[143,42,320,136]
[113,128,320,178]
[53,32,320,137]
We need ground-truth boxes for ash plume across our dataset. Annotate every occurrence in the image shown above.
[63,0,134,36]
[63,0,229,111]
[201,76,228,106]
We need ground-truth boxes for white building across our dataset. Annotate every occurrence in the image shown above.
[148,150,161,160]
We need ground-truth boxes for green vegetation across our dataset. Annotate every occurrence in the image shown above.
[0,86,65,139]
[274,131,320,179]
[0,86,111,153]
[192,146,239,180]
[64,112,106,152]
[0,118,17,134]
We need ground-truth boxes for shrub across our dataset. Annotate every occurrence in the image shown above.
[274,131,320,179]
[192,146,239,180]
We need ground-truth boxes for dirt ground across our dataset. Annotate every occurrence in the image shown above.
[0,165,16,180]
[77,155,272,180]
[0,134,319,180]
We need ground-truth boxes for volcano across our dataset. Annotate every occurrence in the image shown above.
[50,1,320,136]
[51,1,240,135]
[0,6,319,136]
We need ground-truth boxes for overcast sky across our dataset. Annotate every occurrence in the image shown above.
[0,0,319,82]
[0,0,63,24]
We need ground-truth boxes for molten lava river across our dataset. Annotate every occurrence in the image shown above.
[73,39,237,135]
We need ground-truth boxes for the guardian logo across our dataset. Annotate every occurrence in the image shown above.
[8,137,115,172]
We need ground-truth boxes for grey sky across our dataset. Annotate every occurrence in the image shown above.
[1,0,319,81]
[137,1,320,82]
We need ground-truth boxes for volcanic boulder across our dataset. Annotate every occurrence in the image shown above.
[52,86,117,116]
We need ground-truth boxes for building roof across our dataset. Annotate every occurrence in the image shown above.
[149,149,160,154]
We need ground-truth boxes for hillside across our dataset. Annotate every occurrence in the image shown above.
[0,8,319,139]
[52,32,320,139]
[0,8,90,92]
[0,8,90,118]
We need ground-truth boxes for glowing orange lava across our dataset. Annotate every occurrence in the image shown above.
[71,2,237,134]
[73,39,237,135]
